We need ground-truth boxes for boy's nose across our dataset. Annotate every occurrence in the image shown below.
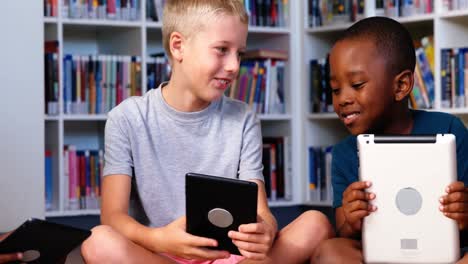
[224,54,240,73]
[337,90,354,106]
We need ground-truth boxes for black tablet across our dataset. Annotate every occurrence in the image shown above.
[0,218,91,263]
[185,173,258,255]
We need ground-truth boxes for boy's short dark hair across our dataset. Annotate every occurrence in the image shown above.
[336,16,416,75]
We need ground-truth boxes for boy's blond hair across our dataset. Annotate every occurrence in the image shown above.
[162,0,248,61]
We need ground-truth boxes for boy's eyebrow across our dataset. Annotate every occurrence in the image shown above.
[330,70,365,81]
[213,40,246,50]
[346,70,365,78]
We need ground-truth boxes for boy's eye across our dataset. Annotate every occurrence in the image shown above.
[352,82,364,89]
[216,47,228,54]
[331,88,340,95]
[238,51,245,59]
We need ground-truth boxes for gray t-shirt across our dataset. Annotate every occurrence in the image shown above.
[103,83,264,227]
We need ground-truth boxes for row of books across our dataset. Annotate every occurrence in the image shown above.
[380,0,434,18]
[226,50,287,115]
[63,146,103,211]
[309,57,333,114]
[410,36,435,109]
[440,47,468,108]
[146,0,165,22]
[60,0,141,20]
[147,56,171,90]
[308,146,333,203]
[441,0,468,11]
[308,0,365,28]
[262,137,292,201]
[62,54,142,115]
[243,0,289,27]
[44,0,58,17]
[308,0,434,28]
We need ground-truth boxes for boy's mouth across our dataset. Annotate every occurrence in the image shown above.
[214,78,231,90]
[341,111,360,126]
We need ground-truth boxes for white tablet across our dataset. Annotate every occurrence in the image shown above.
[358,134,459,263]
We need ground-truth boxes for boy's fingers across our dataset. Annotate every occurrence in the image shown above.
[440,192,468,204]
[346,210,369,224]
[186,234,218,247]
[347,200,371,212]
[0,253,22,263]
[443,212,468,223]
[232,239,268,254]
[344,181,371,197]
[229,231,265,244]
[238,223,264,234]
[440,202,468,213]
[446,182,466,193]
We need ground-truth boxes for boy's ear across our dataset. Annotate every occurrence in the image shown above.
[393,69,414,102]
[169,31,185,63]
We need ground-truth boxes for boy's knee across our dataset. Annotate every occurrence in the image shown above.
[298,210,334,238]
[81,225,122,263]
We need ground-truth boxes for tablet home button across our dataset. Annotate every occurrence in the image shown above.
[208,208,234,228]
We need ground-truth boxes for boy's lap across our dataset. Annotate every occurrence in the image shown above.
[164,254,244,264]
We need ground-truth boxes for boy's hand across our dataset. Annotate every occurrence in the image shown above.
[0,253,22,264]
[157,216,230,260]
[440,181,468,230]
[342,181,376,232]
[228,215,275,260]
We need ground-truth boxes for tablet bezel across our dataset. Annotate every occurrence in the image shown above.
[0,218,91,263]
[185,172,258,255]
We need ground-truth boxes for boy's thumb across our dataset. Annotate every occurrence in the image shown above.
[0,252,22,263]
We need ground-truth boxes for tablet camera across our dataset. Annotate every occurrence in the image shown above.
[21,249,40,262]
[208,208,234,228]
[395,187,422,215]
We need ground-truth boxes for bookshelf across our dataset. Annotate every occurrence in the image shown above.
[43,0,301,217]
[302,0,468,206]
[41,1,468,218]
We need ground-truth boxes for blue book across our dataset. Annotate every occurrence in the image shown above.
[45,151,53,211]
[457,48,466,107]
[95,58,102,114]
[308,147,317,190]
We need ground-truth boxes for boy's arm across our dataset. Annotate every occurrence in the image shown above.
[252,179,278,234]
[100,174,167,252]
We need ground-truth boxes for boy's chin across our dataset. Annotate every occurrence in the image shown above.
[345,125,367,136]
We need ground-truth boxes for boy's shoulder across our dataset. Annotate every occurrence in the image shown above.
[222,96,251,115]
[334,135,357,151]
[107,90,154,120]
[412,110,466,134]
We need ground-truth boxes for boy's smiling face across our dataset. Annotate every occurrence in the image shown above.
[329,38,396,135]
[176,14,247,108]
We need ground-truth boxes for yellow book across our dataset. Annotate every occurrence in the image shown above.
[421,36,434,73]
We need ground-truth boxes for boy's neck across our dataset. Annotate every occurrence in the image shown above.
[162,80,211,112]
[382,106,414,134]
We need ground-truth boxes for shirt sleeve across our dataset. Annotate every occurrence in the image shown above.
[238,110,264,182]
[332,147,349,208]
[452,117,468,183]
[102,110,134,177]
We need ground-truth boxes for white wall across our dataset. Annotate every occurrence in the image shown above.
[0,1,44,231]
